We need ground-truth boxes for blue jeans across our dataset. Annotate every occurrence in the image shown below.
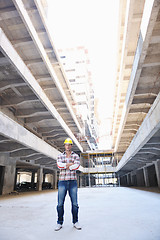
[57,180,79,224]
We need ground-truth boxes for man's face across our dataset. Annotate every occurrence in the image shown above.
[65,144,72,152]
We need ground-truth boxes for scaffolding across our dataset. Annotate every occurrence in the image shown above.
[80,151,118,187]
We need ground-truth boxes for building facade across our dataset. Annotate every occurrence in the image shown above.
[58,46,98,149]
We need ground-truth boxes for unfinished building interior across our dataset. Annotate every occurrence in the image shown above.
[0,0,160,197]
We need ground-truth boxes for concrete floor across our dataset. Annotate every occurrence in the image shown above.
[0,187,160,240]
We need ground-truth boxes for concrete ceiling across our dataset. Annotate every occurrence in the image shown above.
[112,0,160,175]
[0,0,91,171]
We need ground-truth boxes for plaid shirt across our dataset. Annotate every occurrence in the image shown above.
[57,151,80,181]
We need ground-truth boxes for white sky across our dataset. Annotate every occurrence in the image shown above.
[46,0,119,149]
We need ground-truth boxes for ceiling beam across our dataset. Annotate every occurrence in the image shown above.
[12,0,83,136]
[0,95,39,106]
[0,27,83,152]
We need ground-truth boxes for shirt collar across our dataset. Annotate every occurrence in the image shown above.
[63,151,74,155]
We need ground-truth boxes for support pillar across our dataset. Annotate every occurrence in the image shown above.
[88,172,91,187]
[130,173,134,186]
[2,164,16,195]
[77,174,79,187]
[127,173,131,186]
[143,167,150,187]
[14,169,18,190]
[51,172,55,189]
[85,175,87,187]
[43,173,46,183]
[80,174,83,188]
[54,170,57,189]
[0,153,17,195]
[37,167,43,191]
[154,160,160,188]
[136,169,145,186]
[31,172,35,189]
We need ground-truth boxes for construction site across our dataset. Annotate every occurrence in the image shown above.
[0,0,160,239]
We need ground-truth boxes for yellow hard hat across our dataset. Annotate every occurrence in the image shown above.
[64,138,73,144]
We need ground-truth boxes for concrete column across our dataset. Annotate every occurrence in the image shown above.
[130,173,134,186]
[54,170,58,190]
[43,173,46,183]
[120,175,127,186]
[119,176,122,186]
[97,173,99,186]
[154,160,160,188]
[88,173,91,187]
[143,167,150,187]
[85,175,87,187]
[2,164,16,195]
[132,174,137,186]
[102,174,104,186]
[147,164,157,187]
[0,153,17,195]
[31,172,35,189]
[77,174,79,188]
[80,174,83,188]
[0,166,5,194]
[51,172,55,189]
[14,169,18,190]
[127,173,131,186]
[82,174,85,187]
[37,167,43,191]
[136,169,145,187]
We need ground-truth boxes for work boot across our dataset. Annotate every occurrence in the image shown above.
[73,222,82,230]
[54,223,62,231]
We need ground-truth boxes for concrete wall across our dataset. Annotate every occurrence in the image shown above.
[119,161,160,188]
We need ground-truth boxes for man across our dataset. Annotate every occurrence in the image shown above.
[54,138,82,231]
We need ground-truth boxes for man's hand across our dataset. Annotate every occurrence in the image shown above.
[66,163,73,169]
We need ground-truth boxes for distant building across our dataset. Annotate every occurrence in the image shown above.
[58,46,98,149]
